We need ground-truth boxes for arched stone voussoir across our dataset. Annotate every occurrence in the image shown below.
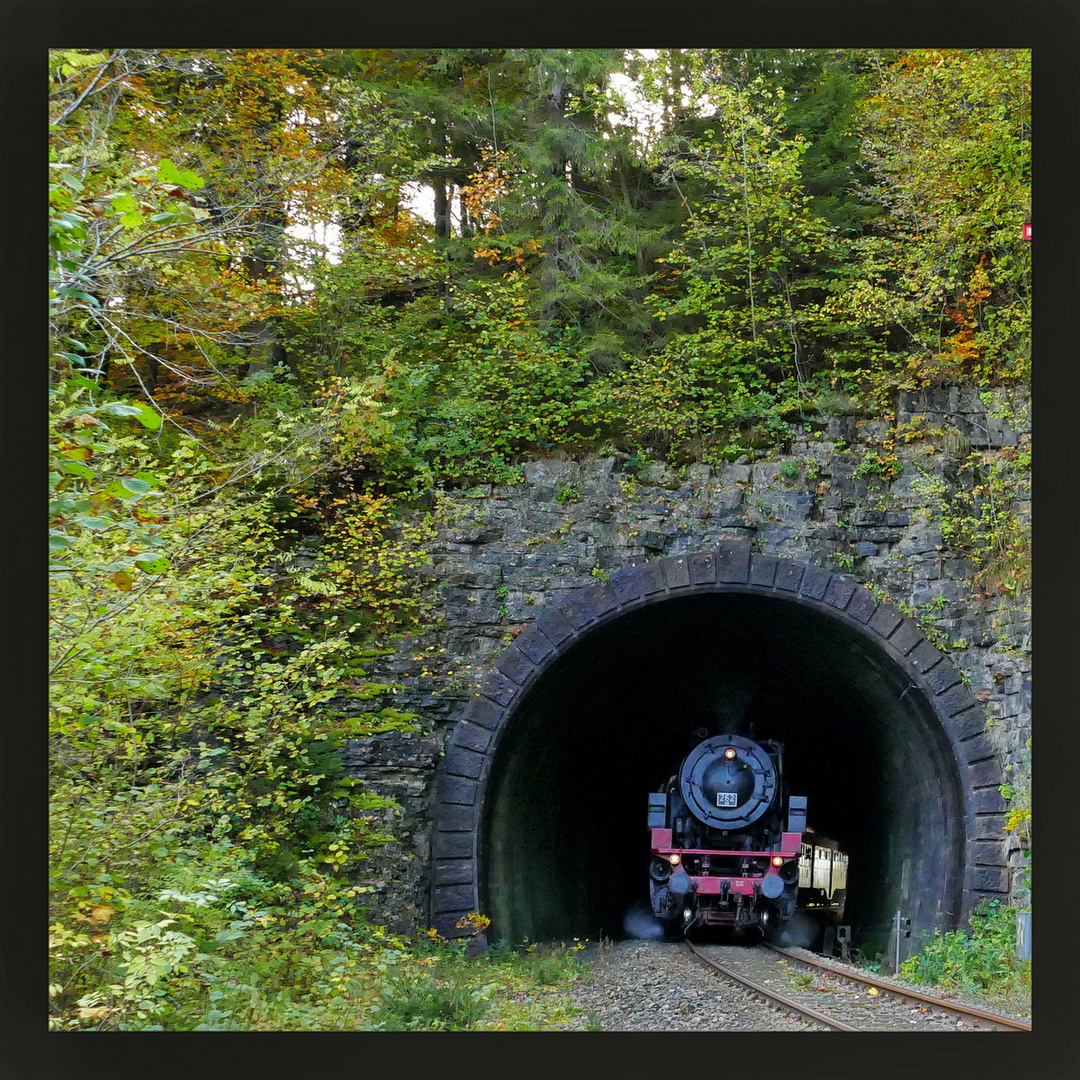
[448,720,495,756]
[885,616,928,656]
[492,645,538,689]
[798,564,833,601]
[659,553,691,589]
[773,558,807,593]
[534,603,575,646]
[688,550,718,585]
[866,602,904,640]
[557,579,621,631]
[607,559,666,604]
[460,693,505,733]
[716,539,752,583]
[511,624,558,668]
[822,574,858,611]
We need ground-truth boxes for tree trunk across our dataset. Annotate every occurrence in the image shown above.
[433,179,451,240]
[539,79,569,329]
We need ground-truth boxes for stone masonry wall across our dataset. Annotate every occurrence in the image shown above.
[326,387,1031,933]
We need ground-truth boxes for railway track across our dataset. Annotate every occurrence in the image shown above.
[685,940,1031,1032]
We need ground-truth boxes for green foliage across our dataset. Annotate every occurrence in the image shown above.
[853,447,902,483]
[359,934,591,1032]
[634,74,824,457]
[520,942,590,986]
[814,389,862,417]
[49,370,435,1030]
[367,970,496,1030]
[895,595,960,651]
[912,446,1030,596]
[900,900,1029,997]
[49,49,341,400]
[49,377,169,586]
[855,49,1031,388]
[1000,739,1031,904]
[279,238,443,392]
[1000,740,1032,848]
[405,274,594,484]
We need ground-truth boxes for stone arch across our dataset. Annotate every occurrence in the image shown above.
[429,540,1003,945]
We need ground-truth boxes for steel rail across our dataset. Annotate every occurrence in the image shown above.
[683,940,859,1031]
[762,943,1031,1033]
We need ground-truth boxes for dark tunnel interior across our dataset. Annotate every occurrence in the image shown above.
[480,591,966,955]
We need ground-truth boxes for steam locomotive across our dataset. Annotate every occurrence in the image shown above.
[647,732,808,937]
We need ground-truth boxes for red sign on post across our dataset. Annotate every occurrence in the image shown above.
[1022,222,1032,241]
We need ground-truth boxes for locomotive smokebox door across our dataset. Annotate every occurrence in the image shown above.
[679,734,779,830]
[701,755,754,809]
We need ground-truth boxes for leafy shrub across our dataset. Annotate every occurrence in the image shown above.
[900,899,1029,996]
[367,971,496,1030]
[483,939,590,988]
[485,938,516,961]
[397,274,594,486]
[814,389,862,417]
[912,447,1030,596]
[49,380,429,1031]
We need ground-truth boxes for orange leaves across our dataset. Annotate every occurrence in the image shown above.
[936,255,995,373]
[459,149,515,235]
[968,255,993,306]
[77,1006,111,1021]
[455,911,491,936]
[473,238,542,270]
[73,904,117,926]
[372,209,431,252]
[516,238,542,261]
[946,257,993,332]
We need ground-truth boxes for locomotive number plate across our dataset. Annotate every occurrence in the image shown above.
[716,792,738,807]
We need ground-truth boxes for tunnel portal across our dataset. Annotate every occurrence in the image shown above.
[430,543,997,955]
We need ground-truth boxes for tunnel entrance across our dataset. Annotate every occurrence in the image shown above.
[431,544,997,958]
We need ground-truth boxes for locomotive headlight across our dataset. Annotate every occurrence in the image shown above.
[771,856,785,867]
[723,747,737,760]
[668,854,681,866]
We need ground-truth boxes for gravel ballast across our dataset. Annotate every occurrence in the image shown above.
[547,939,1030,1032]
[553,940,817,1031]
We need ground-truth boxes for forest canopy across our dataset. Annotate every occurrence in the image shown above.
[50,47,1030,481]
[48,48,1030,1031]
